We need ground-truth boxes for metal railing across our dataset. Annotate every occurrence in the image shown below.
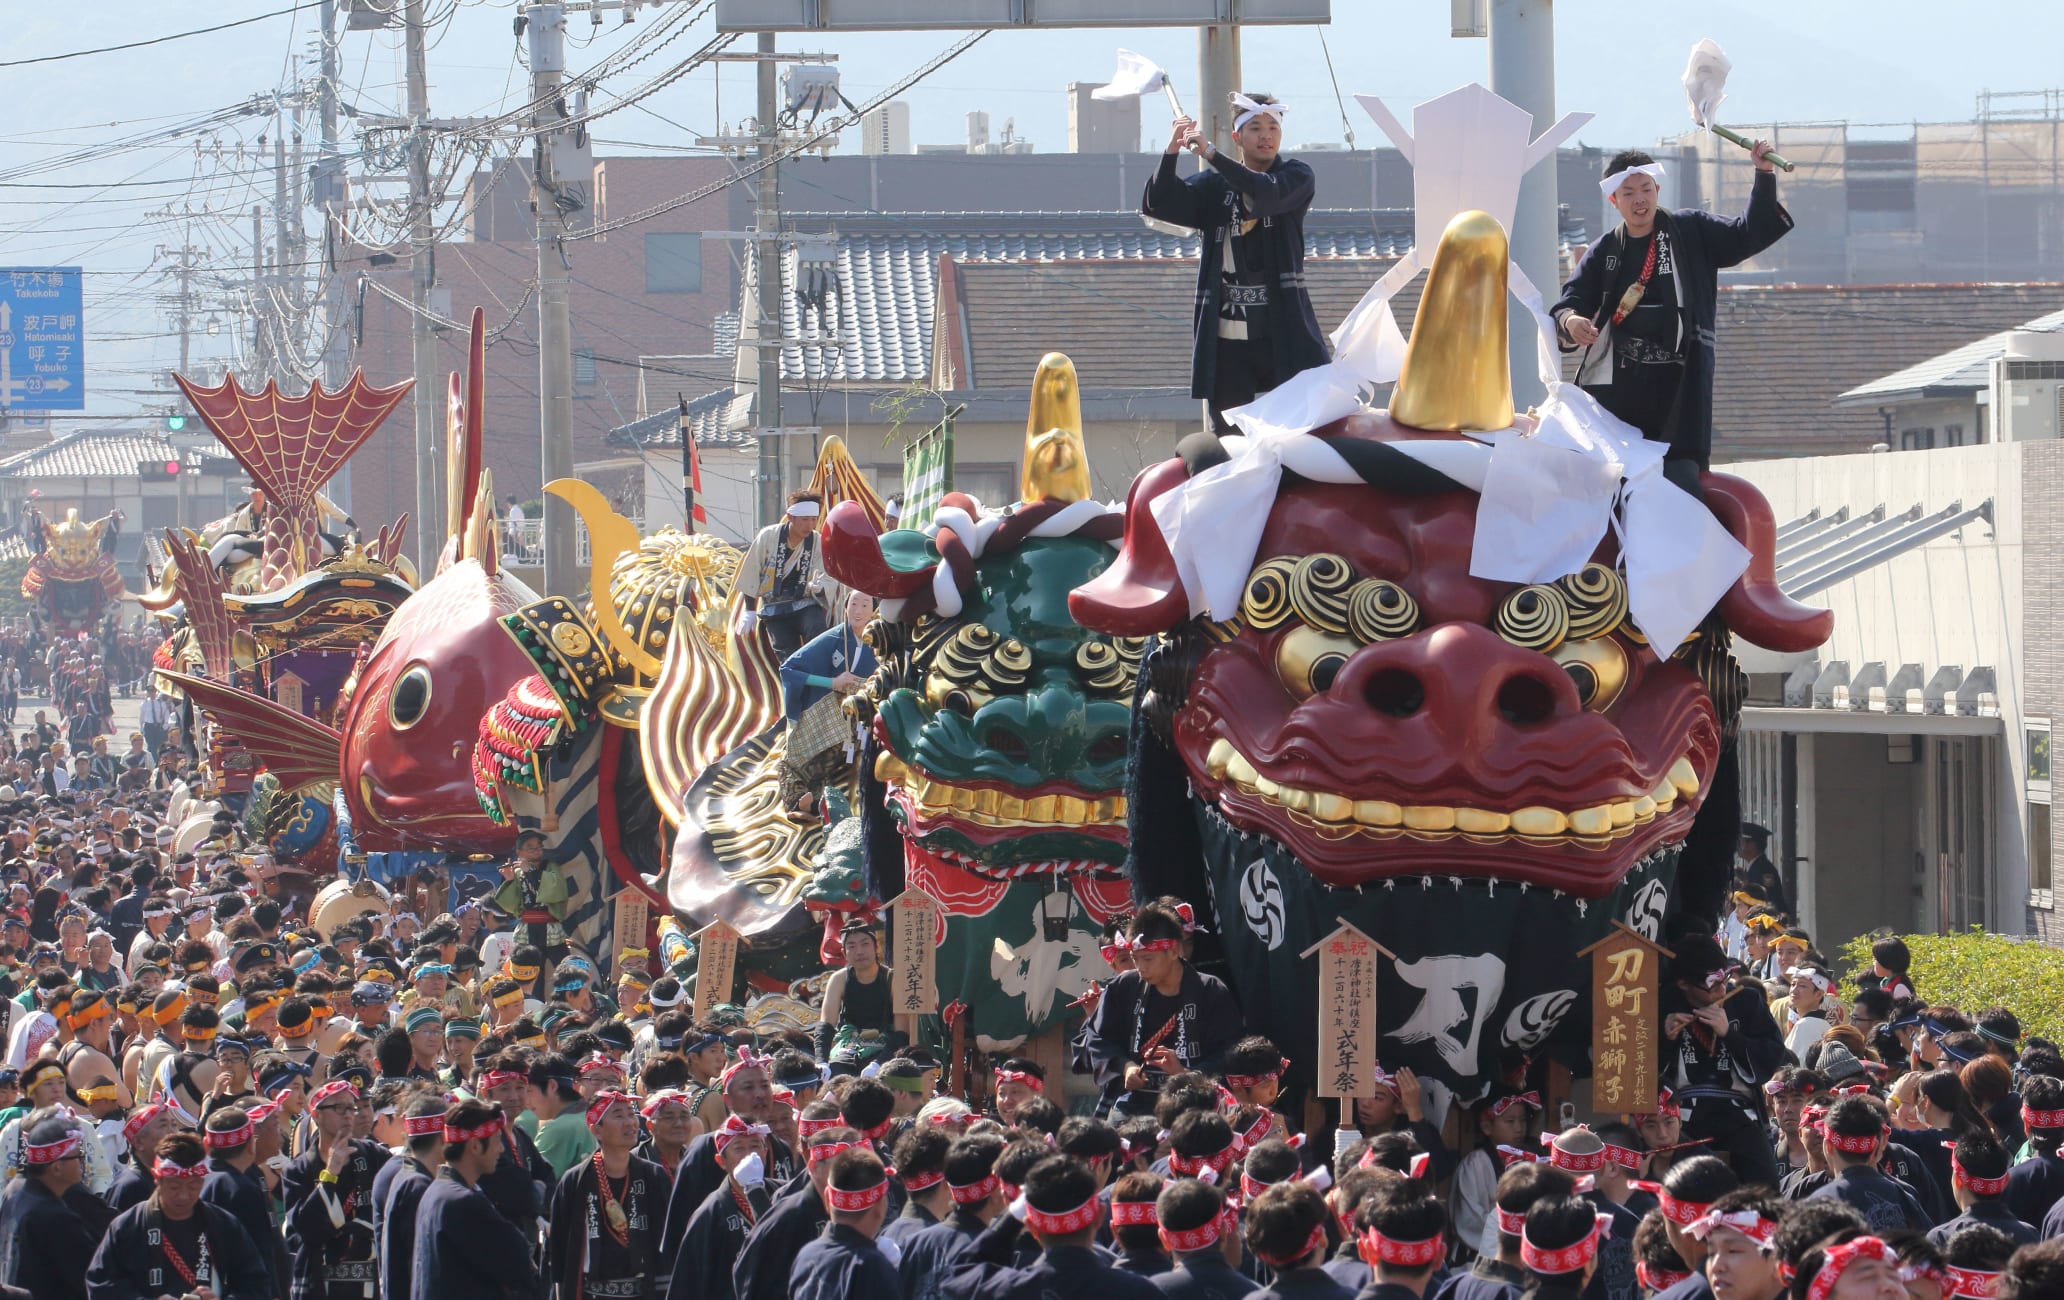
[501,515,642,568]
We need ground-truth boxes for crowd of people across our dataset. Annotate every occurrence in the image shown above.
[0,776,2055,1300]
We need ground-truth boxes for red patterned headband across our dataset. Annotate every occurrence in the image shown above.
[1023,1194,1101,1236]
[1638,1263,1691,1291]
[1496,1204,1528,1236]
[796,1115,843,1139]
[1602,1143,1643,1170]
[578,1056,625,1079]
[121,1102,169,1143]
[948,1174,999,1205]
[1808,1237,1889,1300]
[1544,1131,1606,1173]
[1489,1090,1543,1117]
[152,1158,210,1181]
[1239,1112,1276,1151]
[478,1069,527,1092]
[445,1114,506,1145]
[1252,1224,1328,1269]
[826,1176,891,1212]
[1360,1228,1444,1268]
[1947,1144,2010,1197]
[1944,1265,2002,1299]
[2025,1104,2064,1130]
[1496,1144,1541,1169]
[585,1090,634,1129]
[1224,1058,1291,1089]
[1162,1204,1237,1253]
[310,1080,360,1110]
[994,1068,1043,1092]
[1823,1128,1881,1155]
[1687,1208,1778,1245]
[900,1169,944,1192]
[1109,1199,1159,1228]
[24,1131,81,1165]
[404,1114,446,1138]
[856,1118,893,1142]
[640,1092,692,1118]
[246,1101,280,1126]
[205,1118,254,1149]
[714,1115,771,1154]
[719,1050,766,1091]
[809,1140,858,1166]
[1130,937,1179,954]
[1629,1182,1710,1226]
[1520,1214,1611,1275]
[1168,1140,1241,1178]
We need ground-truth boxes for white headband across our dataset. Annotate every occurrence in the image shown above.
[1600,162,1666,201]
[1231,92,1287,134]
[786,500,822,518]
[1785,966,1832,994]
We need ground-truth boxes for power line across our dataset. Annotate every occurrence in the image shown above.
[0,2,325,69]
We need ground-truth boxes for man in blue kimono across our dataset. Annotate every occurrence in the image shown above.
[409,1101,541,1300]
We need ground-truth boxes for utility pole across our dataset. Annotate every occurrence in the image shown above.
[1197,24,1240,156]
[1488,0,1557,409]
[316,0,351,509]
[527,3,576,598]
[252,205,268,382]
[404,0,443,573]
[753,30,783,529]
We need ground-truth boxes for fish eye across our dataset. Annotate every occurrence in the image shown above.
[388,666,433,730]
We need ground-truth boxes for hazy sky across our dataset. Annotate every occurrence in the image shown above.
[4,0,2060,418]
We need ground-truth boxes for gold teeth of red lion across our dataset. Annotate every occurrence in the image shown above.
[1203,737,1695,842]
[873,750,1124,827]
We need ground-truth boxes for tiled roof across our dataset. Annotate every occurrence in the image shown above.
[1835,305,2064,405]
[1712,283,2064,456]
[606,386,755,451]
[760,209,1590,386]
[0,429,237,479]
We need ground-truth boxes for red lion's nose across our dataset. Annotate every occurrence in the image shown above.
[1327,622,1585,750]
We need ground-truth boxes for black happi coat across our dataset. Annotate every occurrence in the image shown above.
[1656,983,1786,1134]
[787,1222,902,1300]
[1085,964,1244,1109]
[1142,151,1330,401]
[1154,1251,1265,1300]
[0,1178,97,1300]
[544,1153,666,1300]
[657,1130,796,1258]
[941,1222,1163,1300]
[105,1158,155,1213]
[899,1205,993,1300]
[670,1176,773,1300]
[477,1119,554,1234]
[374,1156,433,1300]
[282,1139,392,1300]
[87,1199,274,1300]
[731,1179,829,1300]
[1551,170,1793,467]
[206,1156,288,1300]
[409,1168,540,1300]
[1807,1166,1933,1234]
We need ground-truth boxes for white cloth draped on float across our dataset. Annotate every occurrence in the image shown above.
[1162,83,1748,654]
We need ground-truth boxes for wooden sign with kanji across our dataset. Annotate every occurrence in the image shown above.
[1300,920,1393,1099]
[884,889,940,1015]
[612,892,651,968]
[691,917,742,1020]
[1577,922,1674,1115]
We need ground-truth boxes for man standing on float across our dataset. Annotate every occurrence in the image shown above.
[1145,93,1329,434]
[1552,142,1792,494]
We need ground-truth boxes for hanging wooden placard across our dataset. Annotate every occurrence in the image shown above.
[612,892,651,969]
[884,890,940,1015]
[1299,919,1392,1098]
[691,917,742,1020]
[1577,921,1673,1115]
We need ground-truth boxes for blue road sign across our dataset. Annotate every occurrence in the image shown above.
[0,267,84,411]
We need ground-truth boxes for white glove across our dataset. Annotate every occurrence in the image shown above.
[1333,1127,1362,1160]
[734,607,759,636]
[1009,1193,1030,1222]
[876,1236,903,1268]
[734,1151,765,1187]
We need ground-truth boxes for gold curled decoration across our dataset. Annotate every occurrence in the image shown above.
[1241,558,1299,631]
[1286,554,1356,635]
[1494,585,1571,652]
[1558,563,1630,641]
[546,478,662,679]
[639,592,781,830]
[1022,353,1092,505]
[1347,579,1420,643]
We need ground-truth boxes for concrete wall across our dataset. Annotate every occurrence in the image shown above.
[1721,443,2029,936]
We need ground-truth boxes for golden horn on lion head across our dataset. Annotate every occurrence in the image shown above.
[1389,210,1515,434]
[1022,352,1091,505]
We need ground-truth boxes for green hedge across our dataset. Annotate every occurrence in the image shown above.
[1838,927,2064,1042]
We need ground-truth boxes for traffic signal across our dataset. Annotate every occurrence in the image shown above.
[138,458,183,480]
[165,413,186,432]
